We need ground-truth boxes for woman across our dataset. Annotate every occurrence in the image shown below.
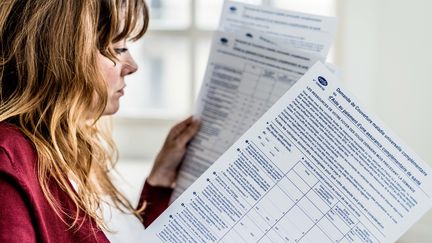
[0,0,199,242]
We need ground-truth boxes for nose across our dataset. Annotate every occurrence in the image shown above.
[121,52,138,76]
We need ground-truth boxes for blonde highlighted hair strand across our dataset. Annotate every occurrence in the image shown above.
[0,0,149,230]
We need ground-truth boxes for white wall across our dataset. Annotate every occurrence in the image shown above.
[336,0,432,241]
[113,117,177,160]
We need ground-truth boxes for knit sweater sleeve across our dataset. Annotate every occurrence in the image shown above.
[0,149,37,243]
[137,180,173,228]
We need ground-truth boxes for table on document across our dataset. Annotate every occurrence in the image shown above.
[220,139,378,243]
[172,62,301,200]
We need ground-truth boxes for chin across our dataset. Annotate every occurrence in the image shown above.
[102,104,120,116]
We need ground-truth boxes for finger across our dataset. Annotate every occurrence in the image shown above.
[176,119,201,147]
[167,116,194,140]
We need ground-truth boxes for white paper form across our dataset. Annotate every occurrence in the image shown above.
[219,1,337,56]
[143,62,432,242]
[171,32,322,201]
[233,29,343,77]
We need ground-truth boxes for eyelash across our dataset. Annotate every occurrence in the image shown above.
[114,48,128,54]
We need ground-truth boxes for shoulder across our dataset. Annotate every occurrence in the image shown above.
[0,122,32,149]
[0,122,37,180]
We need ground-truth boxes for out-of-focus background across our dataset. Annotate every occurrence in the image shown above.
[110,0,432,242]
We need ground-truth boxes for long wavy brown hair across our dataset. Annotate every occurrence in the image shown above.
[0,0,148,230]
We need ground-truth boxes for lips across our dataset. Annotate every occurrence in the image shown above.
[116,89,124,96]
[116,85,126,96]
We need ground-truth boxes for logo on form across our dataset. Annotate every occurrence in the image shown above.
[318,76,328,86]
[220,37,229,45]
[229,6,237,13]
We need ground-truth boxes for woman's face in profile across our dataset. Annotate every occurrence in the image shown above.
[98,39,138,115]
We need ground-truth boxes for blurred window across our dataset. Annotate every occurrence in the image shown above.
[119,0,335,119]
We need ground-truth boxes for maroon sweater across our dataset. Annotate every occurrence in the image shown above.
[0,122,172,242]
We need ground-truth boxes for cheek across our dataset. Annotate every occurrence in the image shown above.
[96,53,124,116]
[99,56,121,91]
[105,70,119,92]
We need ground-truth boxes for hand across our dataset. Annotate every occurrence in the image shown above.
[147,116,200,187]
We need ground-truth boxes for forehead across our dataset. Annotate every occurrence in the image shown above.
[112,39,127,45]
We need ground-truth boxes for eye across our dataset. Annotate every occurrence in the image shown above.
[114,48,128,54]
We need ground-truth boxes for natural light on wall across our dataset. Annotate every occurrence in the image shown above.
[119,0,336,119]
